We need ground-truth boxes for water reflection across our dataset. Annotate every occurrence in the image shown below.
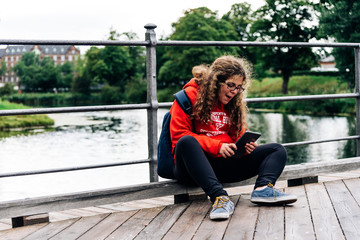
[248,111,356,165]
[0,110,356,171]
[0,110,356,200]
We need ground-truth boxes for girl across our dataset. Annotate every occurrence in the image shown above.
[170,56,297,220]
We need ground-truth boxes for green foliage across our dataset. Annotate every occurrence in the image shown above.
[124,78,147,103]
[248,75,355,115]
[13,52,74,92]
[0,83,15,96]
[75,30,146,101]
[0,61,7,77]
[100,84,122,104]
[158,7,239,89]
[250,0,318,94]
[157,87,181,102]
[317,0,360,89]
[2,92,102,107]
[0,100,54,129]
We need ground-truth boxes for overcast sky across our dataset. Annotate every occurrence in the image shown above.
[0,0,265,43]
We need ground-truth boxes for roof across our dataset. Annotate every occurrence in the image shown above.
[4,45,34,56]
[0,48,5,58]
[2,45,77,56]
[38,45,72,55]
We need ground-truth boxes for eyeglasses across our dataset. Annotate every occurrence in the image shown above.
[225,82,245,92]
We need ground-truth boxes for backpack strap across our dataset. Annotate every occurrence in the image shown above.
[174,90,192,115]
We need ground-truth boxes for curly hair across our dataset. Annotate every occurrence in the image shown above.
[192,55,252,135]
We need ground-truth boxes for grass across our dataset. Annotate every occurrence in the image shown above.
[247,75,354,115]
[0,100,54,130]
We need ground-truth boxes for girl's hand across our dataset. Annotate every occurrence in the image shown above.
[245,142,258,154]
[219,143,237,158]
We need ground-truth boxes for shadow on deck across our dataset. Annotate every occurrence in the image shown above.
[1,176,360,240]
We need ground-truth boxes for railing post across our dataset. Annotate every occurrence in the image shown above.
[355,46,360,156]
[145,23,159,182]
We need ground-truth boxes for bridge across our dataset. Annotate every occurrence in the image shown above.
[0,23,360,239]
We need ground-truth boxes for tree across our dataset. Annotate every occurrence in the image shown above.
[158,7,239,88]
[83,30,145,91]
[250,0,318,94]
[14,52,73,92]
[317,0,360,89]
[0,61,7,81]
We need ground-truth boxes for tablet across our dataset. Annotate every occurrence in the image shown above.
[231,131,261,158]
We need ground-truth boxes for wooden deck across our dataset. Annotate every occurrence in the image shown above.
[1,176,360,239]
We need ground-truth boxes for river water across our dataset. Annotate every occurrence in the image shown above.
[0,109,356,201]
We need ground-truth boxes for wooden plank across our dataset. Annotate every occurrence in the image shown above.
[162,199,210,239]
[223,194,258,240]
[78,210,139,240]
[193,195,240,240]
[1,157,360,220]
[0,218,11,231]
[105,207,165,240]
[134,203,190,240]
[305,182,344,240]
[49,213,109,240]
[284,185,315,240]
[343,178,360,204]
[325,180,360,239]
[0,223,47,240]
[22,218,79,240]
[253,205,284,240]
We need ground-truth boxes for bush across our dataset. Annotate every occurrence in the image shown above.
[100,85,123,104]
[124,78,147,103]
[0,83,16,96]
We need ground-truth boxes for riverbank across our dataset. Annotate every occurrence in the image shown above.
[0,100,54,130]
[247,75,355,115]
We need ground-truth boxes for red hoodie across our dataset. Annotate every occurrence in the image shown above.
[170,79,246,158]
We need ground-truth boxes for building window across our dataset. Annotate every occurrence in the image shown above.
[61,55,65,61]
[53,56,57,61]
[68,55,73,61]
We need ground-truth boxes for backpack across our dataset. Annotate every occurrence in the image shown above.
[157,90,192,179]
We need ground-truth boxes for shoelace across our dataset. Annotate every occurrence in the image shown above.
[212,196,228,209]
[267,183,276,198]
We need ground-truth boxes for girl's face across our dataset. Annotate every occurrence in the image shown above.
[217,75,244,105]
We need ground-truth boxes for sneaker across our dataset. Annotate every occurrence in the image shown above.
[250,183,297,205]
[209,196,234,220]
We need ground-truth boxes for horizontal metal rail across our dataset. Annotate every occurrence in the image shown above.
[0,103,151,116]
[245,93,359,103]
[1,93,354,116]
[1,39,360,48]
[158,93,359,109]
[2,135,358,178]
[0,39,149,47]
[282,136,360,147]
[158,40,360,48]
[0,159,151,178]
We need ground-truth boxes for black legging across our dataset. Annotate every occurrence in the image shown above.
[174,135,287,202]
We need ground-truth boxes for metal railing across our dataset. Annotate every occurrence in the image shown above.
[1,23,360,183]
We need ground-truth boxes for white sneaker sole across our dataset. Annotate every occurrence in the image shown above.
[209,209,234,220]
[250,196,297,205]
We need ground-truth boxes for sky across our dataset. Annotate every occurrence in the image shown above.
[0,0,265,48]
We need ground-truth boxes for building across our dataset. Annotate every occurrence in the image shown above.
[311,55,339,72]
[0,45,80,87]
